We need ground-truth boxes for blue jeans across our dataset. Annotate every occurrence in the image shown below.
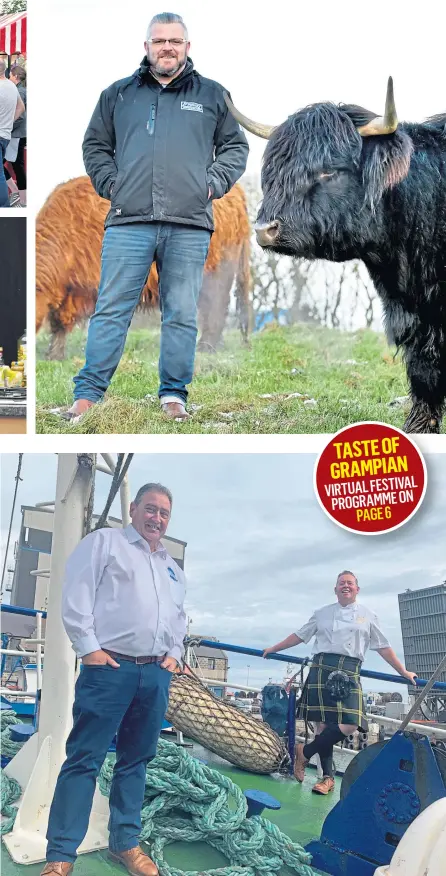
[73,222,211,404]
[0,137,10,207]
[46,660,172,862]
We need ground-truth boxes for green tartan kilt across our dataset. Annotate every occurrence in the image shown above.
[297,652,368,731]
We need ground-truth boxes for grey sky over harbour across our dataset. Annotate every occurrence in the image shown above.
[1,453,445,695]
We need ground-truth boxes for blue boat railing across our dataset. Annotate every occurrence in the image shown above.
[1,606,444,690]
[1,604,45,722]
[1,604,47,618]
[191,638,446,692]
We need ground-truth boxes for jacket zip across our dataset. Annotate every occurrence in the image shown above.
[147,103,156,136]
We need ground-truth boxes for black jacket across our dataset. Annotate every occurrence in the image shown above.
[11,84,26,138]
[0,218,26,367]
[82,57,249,231]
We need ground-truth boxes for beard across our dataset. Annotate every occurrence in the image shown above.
[149,51,186,79]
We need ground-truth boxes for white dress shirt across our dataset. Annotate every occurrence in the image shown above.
[62,524,187,661]
[295,601,390,661]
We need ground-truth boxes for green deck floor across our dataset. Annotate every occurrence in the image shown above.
[1,744,338,875]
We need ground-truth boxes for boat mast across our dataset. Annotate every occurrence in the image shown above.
[3,454,110,864]
[1,452,23,596]
[38,454,95,787]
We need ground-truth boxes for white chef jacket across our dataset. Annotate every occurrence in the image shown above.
[62,524,186,660]
[295,602,390,661]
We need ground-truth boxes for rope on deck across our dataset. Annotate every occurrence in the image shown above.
[0,708,23,758]
[0,709,24,834]
[99,740,315,876]
[0,772,21,836]
[1,728,315,876]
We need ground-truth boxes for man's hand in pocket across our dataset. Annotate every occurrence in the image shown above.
[160,656,179,672]
[82,649,120,668]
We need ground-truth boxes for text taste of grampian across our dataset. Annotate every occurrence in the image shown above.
[332,437,401,458]
[328,437,411,480]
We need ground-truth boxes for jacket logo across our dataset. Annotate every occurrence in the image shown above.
[167,566,178,581]
[115,208,122,215]
[181,101,203,113]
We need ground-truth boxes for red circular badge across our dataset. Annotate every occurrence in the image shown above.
[314,422,427,535]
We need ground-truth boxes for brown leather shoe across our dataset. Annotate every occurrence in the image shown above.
[312,776,335,795]
[108,847,158,876]
[40,863,74,875]
[294,742,309,782]
[161,402,190,420]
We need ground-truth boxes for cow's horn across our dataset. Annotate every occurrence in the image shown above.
[357,77,398,136]
[224,93,276,140]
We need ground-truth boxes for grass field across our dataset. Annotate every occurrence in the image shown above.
[36,323,433,434]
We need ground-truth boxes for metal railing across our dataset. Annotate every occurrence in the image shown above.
[1,604,45,700]
[194,638,446,691]
[0,689,37,698]
[1,604,47,618]
[197,675,446,740]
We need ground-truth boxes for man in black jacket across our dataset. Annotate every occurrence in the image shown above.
[65,12,248,422]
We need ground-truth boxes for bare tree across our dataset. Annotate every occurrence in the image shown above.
[0,0,26,13]
[244,175,312,325]
[242,173,380,331]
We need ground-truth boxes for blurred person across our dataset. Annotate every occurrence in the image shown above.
[0,59,25,207]
[3,65,26,206]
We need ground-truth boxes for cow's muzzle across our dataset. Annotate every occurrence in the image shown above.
[255,221,280,247]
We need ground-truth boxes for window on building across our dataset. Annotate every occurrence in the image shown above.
[208,658,216,670]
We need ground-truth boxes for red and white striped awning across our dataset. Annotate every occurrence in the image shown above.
[0,12,27,56]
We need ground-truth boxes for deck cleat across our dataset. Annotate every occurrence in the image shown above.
[10,724,36,743]
[244,789,281,817]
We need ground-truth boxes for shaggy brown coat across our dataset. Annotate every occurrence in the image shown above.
[36,176,251,359]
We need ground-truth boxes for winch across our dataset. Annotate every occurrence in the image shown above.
[306,730,446,876]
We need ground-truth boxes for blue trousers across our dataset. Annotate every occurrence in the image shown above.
[46,661,171,862]
[73,222,211,404]
[0,137,10,207]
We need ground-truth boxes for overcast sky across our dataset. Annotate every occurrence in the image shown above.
[32,0,445,210]
[2,452,445,697]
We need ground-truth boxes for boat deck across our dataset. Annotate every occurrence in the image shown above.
[1,744,338,875]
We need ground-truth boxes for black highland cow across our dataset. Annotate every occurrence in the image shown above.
[225,80,446,433]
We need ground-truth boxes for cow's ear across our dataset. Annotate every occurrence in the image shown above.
[361,130,413,207]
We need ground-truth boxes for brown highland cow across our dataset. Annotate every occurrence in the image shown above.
[36,176,251,359]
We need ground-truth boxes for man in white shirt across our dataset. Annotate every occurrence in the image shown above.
[263,570,417,795]
[42,483,186,876]
[0,60,25,207]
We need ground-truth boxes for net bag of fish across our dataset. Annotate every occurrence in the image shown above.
[166,673,290,774]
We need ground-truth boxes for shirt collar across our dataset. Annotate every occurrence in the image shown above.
[124,524,167,558]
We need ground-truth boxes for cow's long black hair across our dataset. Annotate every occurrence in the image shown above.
[261,101,414,219]
[258,101,446,431]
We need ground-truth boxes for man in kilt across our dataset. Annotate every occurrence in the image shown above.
[263,570,417,795]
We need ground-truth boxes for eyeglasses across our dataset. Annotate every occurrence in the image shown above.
[147,38,187,46]
[144,504,171,520]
